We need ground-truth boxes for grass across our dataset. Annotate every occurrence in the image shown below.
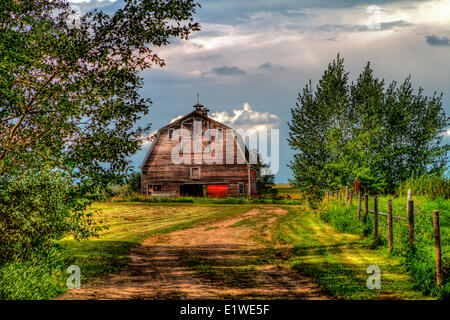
[270,206,430,299]
[2,193,442,300]
[180,252,262,289]
[273,184,302,197]
[0,202,254,300]
[320,195,450,298]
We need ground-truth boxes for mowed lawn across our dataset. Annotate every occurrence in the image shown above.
[271,206,430,299]
[3,198,433,299]
[59,202,256,287]
[59,201,431,300]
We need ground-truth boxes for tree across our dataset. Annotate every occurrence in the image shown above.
[254,155,277,198]
[288,55,352,200]
[127,171,142,194]
[0,0,200,256]
[288,55,449,199]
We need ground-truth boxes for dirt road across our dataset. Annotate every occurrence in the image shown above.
[58,207,329,300]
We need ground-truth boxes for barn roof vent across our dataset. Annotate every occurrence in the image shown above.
[193,103,204,111]
[193,93,209,115]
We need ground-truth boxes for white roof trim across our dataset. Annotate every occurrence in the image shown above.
[139,133,159,169]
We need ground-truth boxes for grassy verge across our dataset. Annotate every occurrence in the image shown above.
[0,202,254,300]
[321,196,450,298]
[270,206,430,299]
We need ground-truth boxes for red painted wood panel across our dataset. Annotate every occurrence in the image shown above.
[207,184,228,197]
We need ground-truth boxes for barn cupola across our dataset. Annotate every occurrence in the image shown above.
[193,103,210,116]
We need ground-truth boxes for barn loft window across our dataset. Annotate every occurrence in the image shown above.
[238,183,245,195]
[168,129,174,140]
[190,167,201,179]
[217,128,223,140]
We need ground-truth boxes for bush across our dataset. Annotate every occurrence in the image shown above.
[0,170,101,263]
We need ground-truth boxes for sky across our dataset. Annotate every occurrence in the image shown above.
[71,0,450,183]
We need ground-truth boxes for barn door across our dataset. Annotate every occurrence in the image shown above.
[207,184,228,197]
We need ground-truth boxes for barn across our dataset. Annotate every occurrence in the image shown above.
[140,104,258,197]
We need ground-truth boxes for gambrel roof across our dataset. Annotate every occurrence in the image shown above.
[139,110,251,169]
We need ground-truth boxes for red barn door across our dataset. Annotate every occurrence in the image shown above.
[207,184,228,197]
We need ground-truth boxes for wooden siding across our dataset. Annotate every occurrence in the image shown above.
[141,112,257,197]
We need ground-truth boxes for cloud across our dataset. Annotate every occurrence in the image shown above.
[426,34,450,46]
[204,65,246,76]
[259,63,273,69]
[211,103,279,126]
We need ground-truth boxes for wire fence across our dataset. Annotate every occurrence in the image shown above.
[324,188,447,286]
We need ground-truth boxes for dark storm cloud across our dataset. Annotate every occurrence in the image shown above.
[315,20,411,33]
[205,66,246,76]
[426,35,450,46]
[259,63,273,69]
[195,0,427,24]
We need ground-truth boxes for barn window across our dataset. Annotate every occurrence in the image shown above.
[147,184,162,195]
[190,167,201,179]
[217,128,223,140]
[168,129,174,140]
[238,183,245,195]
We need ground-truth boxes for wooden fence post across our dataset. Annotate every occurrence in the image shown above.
[432,210,443,286]
[407,200,415,246]
[407,188,412,201]
[374,196,379,240]
[388,199,393,252]
[349,190,353,207]
[357,192,362,220]
[345,186,349,205]
[363,194,368,224]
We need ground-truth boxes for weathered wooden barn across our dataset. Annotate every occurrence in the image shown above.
[140,104,257,197]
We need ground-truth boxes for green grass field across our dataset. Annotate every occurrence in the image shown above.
[0,202,255,299]
[1,187,447,300]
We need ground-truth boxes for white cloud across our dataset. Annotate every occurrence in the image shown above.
[211,103,278,125]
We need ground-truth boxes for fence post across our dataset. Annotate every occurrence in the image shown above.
[349,190,353,207]
[374,196,379,240]
[432,210,443,286]
[407,188,412,201]
[357,192,362,220]
[388,199,393,252]
[407,200,415,246]
[345,186,349,205]
[363,194,368,224]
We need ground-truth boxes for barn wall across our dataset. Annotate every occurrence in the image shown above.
[141,113,257,197]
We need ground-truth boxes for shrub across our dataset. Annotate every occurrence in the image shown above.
[0,170,101,263]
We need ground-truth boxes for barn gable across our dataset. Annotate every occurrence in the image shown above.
[140,105,257,197]
[139,110,250,169]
